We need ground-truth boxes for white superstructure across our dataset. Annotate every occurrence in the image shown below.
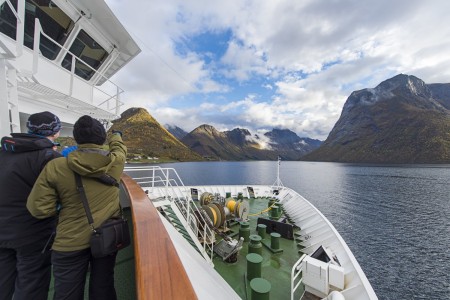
[0,0,140,136]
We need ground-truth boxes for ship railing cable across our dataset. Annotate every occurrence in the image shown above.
[125,166,215,264]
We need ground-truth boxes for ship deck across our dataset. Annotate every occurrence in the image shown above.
[199,196,308,299]
[44,177,331,299]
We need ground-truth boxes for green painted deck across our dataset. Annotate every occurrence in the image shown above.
[211,197,306,300]
[114,208,136,299]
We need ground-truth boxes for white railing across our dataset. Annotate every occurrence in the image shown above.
[125,166,215,264]
[291,253,307,300]
[1,1,124,117]
[125,166,186,188]
[0,0,23,59]
[32,19,124,115]
[171,197,215,264]
[0,0,23,136]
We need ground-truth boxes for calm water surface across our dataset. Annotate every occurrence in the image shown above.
[135,161,450,300]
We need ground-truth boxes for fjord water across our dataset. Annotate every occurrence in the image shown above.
[141,161,450,300]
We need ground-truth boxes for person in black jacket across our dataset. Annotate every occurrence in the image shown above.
[0,111,62,300]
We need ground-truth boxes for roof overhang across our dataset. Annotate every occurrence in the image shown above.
[67,0,141,80]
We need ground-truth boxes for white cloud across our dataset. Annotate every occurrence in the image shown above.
[220,40,269,81]
[244,131,273,150]
[106,0,450,140]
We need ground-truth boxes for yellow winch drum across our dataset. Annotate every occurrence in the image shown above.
[200,192,215,206]
[225,198,249,220]
[202,203,225,228]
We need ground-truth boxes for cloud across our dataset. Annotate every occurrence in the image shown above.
[106,0,450,140]
[245,130,273,150]
[220,40,269,81]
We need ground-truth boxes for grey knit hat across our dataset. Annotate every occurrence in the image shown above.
[26,111,61,136]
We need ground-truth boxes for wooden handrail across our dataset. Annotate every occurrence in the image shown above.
[120,174,197,300]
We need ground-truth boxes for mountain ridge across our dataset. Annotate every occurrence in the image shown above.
[106,74,450,163]
[303,74,450,163]
[108,107,202,161]
[181,125,322,160]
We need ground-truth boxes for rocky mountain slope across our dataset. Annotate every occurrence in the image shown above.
[181,125,321,160]
[303,74,450,163]
[109,108,202,161]
[165,124,188,140]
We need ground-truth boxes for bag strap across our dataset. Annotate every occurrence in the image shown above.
[97,174,120,188]
[74,172,96,232]
[74,172,125,233]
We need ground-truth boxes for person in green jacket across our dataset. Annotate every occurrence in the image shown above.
[27,115,126,300]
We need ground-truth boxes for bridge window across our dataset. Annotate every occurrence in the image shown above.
[61,29,109,80]
[0,0,74,60]
[0,0,18,40]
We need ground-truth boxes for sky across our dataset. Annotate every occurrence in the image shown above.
[105,0,450,140]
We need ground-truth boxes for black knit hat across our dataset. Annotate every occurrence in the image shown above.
[27,111,61,136]
[73,115,106,145]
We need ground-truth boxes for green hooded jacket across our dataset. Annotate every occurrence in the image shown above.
[27,133,127,252]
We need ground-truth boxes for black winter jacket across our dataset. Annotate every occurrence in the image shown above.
[0,133,61,247]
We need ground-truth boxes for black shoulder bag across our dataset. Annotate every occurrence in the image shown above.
[74,172,130,258]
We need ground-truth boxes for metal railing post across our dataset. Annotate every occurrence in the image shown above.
[69,55,76,95]
[0,58,10,137]
[33,19,41,74]
[291,254,307,300]
[15,0,24,57]
[115,85,120,115]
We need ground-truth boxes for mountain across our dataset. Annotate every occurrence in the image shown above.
[109,107,202,161]
[180,125,250,160]
[165,124,188,140]
[264,129,322,153]
[428,83,450,109]
[181,125,321,160]
[303,74,450,163]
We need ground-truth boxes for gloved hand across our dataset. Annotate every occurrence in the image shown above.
[112,130,123,137]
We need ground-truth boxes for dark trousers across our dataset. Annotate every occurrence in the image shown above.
[51,248,117,300]
[0,239,52,300]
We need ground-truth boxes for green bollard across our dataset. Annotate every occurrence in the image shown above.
[246,253,263,281]
[248,234,263,255]
[257,224,267,239]
[239,221,250,242]
[270,205,279,220]
[250,278,271,300]
[270,232,281,250]
[268,198,276,208]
